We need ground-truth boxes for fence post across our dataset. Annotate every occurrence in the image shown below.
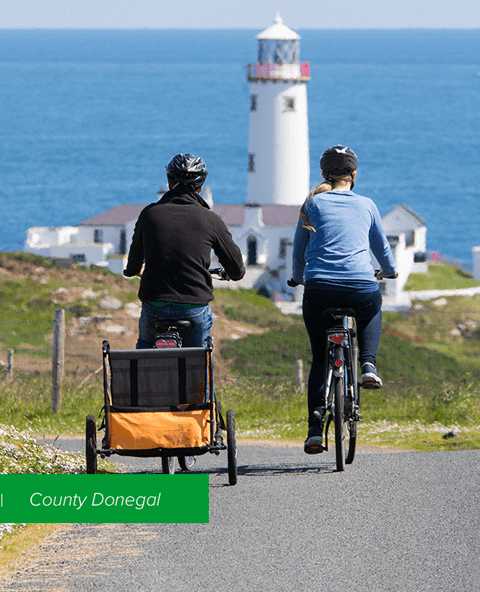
[7,349,13,380]
[296,359,305,393]
[52,309,65,413]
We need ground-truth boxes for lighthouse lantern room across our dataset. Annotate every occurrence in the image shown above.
[246,14,310,206]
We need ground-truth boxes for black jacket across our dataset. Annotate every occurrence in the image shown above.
[124,186,245,304]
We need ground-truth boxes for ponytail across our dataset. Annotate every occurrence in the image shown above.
[300,173,355,231]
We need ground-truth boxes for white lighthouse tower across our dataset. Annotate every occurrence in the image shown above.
[246,13,310,206]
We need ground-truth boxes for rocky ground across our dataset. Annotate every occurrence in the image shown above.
[0,253,265,382]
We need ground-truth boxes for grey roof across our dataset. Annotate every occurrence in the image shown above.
[385,204,426,226]
[212,205,245,226]
[78,205,145,227]
[213,204,300,227]
[78,202,302,229]
[262,205,300,227]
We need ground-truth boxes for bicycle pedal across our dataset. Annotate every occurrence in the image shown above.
[304,443,324,455]
[362,381,382,390]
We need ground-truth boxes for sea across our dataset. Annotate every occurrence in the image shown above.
[0,29,479,264]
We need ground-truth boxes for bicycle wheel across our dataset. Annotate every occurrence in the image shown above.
[161,456,176,474]
[85,414,97,475]
[345,333,358,465]
[333,376,346,472]
[178,456,196,471]
[345,380,358,464]
[345,418,357,465]
[226,409,237,486]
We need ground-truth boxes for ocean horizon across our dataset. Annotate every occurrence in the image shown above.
[1,28,479,263]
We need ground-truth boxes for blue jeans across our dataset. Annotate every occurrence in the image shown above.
[302,288,383,422]
[136,302,214,349]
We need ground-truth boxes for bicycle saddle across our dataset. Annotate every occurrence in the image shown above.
[323,308,356,318]
[154,319,192,332]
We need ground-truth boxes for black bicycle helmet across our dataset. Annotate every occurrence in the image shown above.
[166,153,208,189]
[320,145,358,176]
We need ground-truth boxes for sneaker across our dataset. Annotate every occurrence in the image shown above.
[304,426,324,455]
[361,363,383,389]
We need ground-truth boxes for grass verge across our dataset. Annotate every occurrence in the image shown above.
[0,523,65,579]
[0,375,103,435]
[404,261,480,291]
[217,378,480,451]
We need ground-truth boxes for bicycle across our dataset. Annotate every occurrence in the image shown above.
[288,271,397,471]
[150,267,230,476]
[320,307,361,472]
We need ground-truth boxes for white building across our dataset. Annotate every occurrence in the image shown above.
[373,204,427,310]
[473,246,480,281]
[24,199,428,309]
[24,204,147,269]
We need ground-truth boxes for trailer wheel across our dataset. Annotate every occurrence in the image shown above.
[161,456,176,474]
[226,409,237,486]
[178,456,196,471]
[86,414,97,474]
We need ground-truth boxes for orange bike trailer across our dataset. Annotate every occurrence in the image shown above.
[85,340,237,485]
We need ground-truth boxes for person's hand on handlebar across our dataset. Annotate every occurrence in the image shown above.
[375,270,398,280]
[209,267,230,281]
[287,277,304,288]
[123,267,143,279]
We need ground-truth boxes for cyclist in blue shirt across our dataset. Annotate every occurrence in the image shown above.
[289,146,397,454]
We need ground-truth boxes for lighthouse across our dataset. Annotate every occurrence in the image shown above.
[246,13,310,206]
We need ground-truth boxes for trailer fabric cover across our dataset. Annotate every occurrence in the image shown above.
[108,348,209,408]
[108,408,212,450]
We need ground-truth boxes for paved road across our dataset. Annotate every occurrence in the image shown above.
[4,441,480,591]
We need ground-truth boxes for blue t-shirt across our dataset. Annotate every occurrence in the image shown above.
[292,190,396,287]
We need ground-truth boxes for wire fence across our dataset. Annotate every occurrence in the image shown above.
[1,305,480,392]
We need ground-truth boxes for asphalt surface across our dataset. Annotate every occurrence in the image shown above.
[4,439,480,591]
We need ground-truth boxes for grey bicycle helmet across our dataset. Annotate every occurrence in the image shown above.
[320,145,358,176]
[166,153,208,189]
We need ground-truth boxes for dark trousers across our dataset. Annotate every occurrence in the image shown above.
[302,288,383,423]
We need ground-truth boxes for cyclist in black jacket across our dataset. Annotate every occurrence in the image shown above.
[124,153,245,348]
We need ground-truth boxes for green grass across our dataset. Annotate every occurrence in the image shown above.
[382,294,480,371]
[217,380,480,451]
[0,252,134,352]
[0,374,103,435]
[1,251,479,452]
[218,308,480,445]
[404,262,480,291]
[1,251,56,268]
[213,287,284,327]
[220,321,307,378]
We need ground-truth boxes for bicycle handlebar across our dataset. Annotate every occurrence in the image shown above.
[209,267,229,281]
[287,271,398,287]
[374,270,399,280]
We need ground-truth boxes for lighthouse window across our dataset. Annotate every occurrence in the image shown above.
[248,153,255,172]
[250,94,257,111]
[285,97,295,111]
[94,229,103,243]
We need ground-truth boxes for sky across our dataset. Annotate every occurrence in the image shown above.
[1,0,479,29]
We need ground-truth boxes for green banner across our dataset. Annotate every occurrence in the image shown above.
[0,474,209,523]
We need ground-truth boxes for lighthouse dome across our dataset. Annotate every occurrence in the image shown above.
[256,13,300,41]
[256,13,301,65]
